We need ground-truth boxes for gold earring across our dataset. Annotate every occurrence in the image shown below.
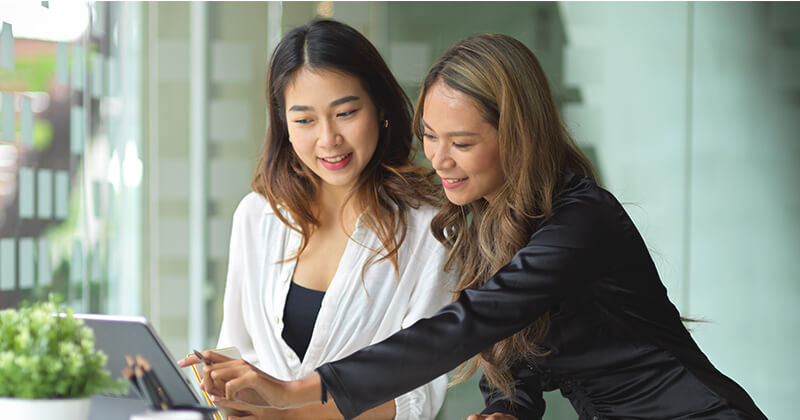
[383,120,389,128]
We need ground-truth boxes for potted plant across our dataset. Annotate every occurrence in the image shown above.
[0,295,126,420]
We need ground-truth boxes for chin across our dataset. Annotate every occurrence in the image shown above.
[444,191,476,206]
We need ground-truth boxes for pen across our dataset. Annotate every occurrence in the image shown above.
[193,349,215,365]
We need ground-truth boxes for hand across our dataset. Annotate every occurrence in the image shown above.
[186,350,319,409]
[464,414,520,420]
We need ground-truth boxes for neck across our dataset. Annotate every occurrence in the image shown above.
[317,183,361,230]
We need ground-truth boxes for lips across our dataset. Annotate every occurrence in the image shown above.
[319,152,353,170]
[440,176,468,189]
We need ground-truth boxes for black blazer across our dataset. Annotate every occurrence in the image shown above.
[318,172,767,420]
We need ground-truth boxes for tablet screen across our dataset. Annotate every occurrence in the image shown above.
[74,314,202,405]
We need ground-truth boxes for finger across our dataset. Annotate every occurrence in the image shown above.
[203,350,234,363]
[224,375,270,406]
[203,362,250,396]
[204,363,252,396]
[177,355,200,367]
[210,396,252,411]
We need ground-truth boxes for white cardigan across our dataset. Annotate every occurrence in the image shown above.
[217,192,456,420]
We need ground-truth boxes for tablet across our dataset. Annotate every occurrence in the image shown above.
[73,314,210,420]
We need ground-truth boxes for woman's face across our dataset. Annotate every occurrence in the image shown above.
[284,68,380,193]
[421,81,504,205]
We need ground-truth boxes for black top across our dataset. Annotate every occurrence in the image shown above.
[282,281,325,361]
[317,172,767,420]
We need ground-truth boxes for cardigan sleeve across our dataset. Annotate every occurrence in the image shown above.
[317,177,619,420]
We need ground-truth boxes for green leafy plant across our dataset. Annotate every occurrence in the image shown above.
[0,295,127,399]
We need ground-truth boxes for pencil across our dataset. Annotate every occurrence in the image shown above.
[138,355,171,410]
[134,364,160,410]
[121,366,142,396]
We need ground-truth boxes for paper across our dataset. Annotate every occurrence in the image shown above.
[38,168,53,218]
[71,106,84,154]
[1,22,13,70]
[2,92,14,141]
[56,42,68,84]
[72,45,84,90]
[0,238,14,291]
[19,238,34,288]
[70,240,83,283]
[55,170,69,219]
[21,96,33,145]
[38,238,51,286]
[18,167,34,219]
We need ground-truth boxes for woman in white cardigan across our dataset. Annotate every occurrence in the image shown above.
[180,20,455,420]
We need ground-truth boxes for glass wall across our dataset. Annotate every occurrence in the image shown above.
[0,1,142,315]
[1,2,797,419]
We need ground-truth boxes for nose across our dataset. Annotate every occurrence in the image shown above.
[425,140,454,171]
[318,120,342,147]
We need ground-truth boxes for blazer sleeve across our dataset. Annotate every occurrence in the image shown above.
[317,181,619,420]
[479,361,545,420]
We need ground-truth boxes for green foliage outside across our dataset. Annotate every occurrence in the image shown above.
[0,295,126,399]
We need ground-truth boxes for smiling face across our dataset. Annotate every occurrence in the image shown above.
[421,81,504,205]
[284,67,380,195]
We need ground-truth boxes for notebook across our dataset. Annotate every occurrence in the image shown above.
[188,346,243,420]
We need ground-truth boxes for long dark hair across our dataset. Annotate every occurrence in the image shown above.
[253,19,440,271]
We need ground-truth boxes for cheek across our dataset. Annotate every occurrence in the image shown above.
[422,141,434,161]
[349,120,380,155]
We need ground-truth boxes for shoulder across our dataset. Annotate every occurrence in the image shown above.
[537,173,626,247]
[403,204,441,243]
[232,192,277,227]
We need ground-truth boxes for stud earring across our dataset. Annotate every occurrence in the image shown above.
[383,119,389,129]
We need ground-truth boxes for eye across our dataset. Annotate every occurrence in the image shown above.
[422,133,437,141]
[453,143,472,149]
[336,109,359,118]
[294,118,312,125]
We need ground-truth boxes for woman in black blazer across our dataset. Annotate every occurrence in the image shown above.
[194,33,767,420]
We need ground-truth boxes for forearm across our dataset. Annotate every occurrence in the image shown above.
[278,400,395,420]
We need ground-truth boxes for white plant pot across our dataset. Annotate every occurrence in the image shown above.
[0,397,91,420]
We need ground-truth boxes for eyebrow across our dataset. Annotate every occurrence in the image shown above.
[288,95,361,112]
[421,119,479,137]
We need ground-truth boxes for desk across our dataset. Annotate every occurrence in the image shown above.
[90,395,148,420]
[90,396,217,420]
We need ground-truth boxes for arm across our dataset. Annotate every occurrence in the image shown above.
[388,233,455,420]
[214,397,395,420]
[318,183,617,419]
[479,361,544,420]
[204,180,617,419]
[216,200,259,364]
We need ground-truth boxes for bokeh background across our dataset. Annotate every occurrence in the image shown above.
[0,2,797,419]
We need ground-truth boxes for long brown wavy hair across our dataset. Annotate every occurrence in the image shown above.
[253,20,440,271]
[413,34,597,397]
